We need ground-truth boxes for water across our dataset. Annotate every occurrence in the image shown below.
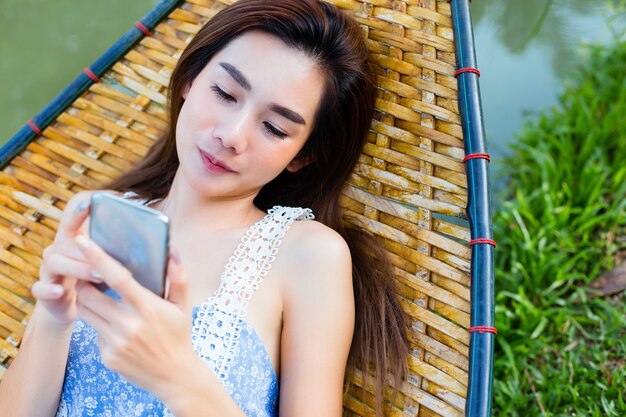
[471,0,620,188]
[0,0,619,169]
[0,0,159,142]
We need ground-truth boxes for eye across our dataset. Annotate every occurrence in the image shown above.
[263,122,287,140]
[210,85,236,103]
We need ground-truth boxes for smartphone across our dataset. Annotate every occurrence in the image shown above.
[89,191,170,298]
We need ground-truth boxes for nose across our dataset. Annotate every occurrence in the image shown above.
[214,108,252,154]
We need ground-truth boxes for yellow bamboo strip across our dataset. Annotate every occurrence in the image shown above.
[7,168,73,203]
[88,83,136,105]
[397,269,469,313]
[0,287,33,317]
[409,328,469,370]
[142,48,179,69]
[0,249,38,277]
[13,191,63,221]
[86,95,168,130]
[421,379,465,411]
[406,5,452,27]
[114,75,168,104]
[371,119,463,149]
[401,299,469,345]
[128,63,171,87]
[37,138,122,178]
[65,109,157,146]
[407,356,466,397]
[123,50,163,72]
[139,36,178,56]
[431,300,469,329]
[0,204,56,240]
[151,31,188,50]
[384,190,464,217]
[0,225,44,255]
[0,310,25,335]
[425,353,468,387]
[0,338,18,361]
[169,8,203,24]
[186,3,223,19]
[0,271,34,300]
[433,219,470,242]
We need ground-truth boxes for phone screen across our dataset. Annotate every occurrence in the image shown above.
[89,192,170,297]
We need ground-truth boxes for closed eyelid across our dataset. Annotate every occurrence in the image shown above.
[219,63,251,91]
[218,62,306,126]
[269,104,305,126]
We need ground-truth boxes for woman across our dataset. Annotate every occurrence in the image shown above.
[0,1,408,416]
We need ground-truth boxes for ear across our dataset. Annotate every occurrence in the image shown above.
[286,156,311,173]
[182,83,191,100]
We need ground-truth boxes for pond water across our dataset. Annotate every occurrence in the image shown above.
[472,0,620,188]
[0,0,159,142]
[0,0,619,188]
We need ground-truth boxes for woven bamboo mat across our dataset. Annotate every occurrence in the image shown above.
[0,1,470,416]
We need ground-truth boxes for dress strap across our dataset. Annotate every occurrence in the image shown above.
[209,206,314,317]
[190,206,313,378]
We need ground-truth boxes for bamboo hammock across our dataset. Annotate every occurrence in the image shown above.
[0,1,494,416]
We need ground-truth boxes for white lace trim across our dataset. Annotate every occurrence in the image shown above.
[191,206,314,383]
[118,195,313,417]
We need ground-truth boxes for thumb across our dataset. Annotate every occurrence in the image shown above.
[166,248,189,313]
[59,196,91,238]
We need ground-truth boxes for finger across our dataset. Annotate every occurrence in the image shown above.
[31,281,64,300]
[74,235,142,307]
[76,297,110,333]
[165,248,189,313]
[58,197,91,238]
[42,253,103,284]
[76,281,118,323]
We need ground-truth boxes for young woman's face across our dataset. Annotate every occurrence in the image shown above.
[175,31,324,201]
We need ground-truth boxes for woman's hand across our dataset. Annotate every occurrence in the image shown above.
[72,235,195,396]
[31,192,100,328]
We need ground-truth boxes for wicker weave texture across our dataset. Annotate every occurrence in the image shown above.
[0,1,469,416]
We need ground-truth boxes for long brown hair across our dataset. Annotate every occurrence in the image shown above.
[109,0,409,413]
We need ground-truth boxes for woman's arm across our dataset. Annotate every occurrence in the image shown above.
[0,307,74,417]
[0,191,95,417]
[278,222,355,417]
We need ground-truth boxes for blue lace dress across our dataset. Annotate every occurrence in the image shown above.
[55,204,314,417]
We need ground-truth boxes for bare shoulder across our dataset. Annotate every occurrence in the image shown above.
[279,220,352,279]
[283,219,350,253]
[277,219,353,310]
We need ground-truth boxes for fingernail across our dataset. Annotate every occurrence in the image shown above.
[75,235,90,251]
[50,286,63,297]
[91,269,103,282]
[76,200,90,214]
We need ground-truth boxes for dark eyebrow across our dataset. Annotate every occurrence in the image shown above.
[269,103,306,125]
[219,62,251,91]
[219,62,306,126]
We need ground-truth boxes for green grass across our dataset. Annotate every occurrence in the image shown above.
[491,13,626,416]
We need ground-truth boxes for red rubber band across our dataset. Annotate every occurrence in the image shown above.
[455,67,480,77]
[469,238,496,247]
[26,120,42,136]
[83,68,101,83]
[469,326,497,335]
[463,153,491,163]
[134,21,152,37]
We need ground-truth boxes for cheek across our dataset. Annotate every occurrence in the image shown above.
[176,97,218,138]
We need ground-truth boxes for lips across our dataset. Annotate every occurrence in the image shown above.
[198,149,235,173]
